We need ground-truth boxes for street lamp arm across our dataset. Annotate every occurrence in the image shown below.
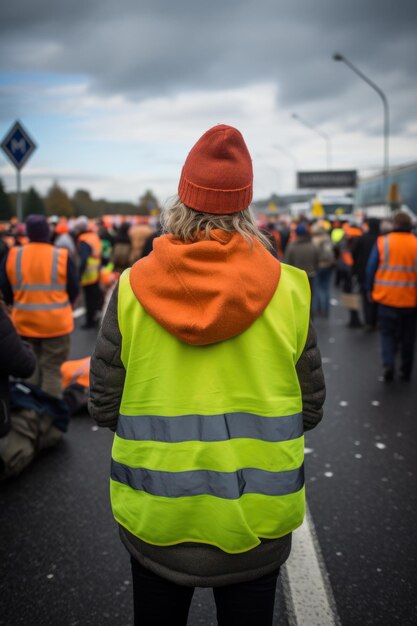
[338,55,389,119]
[292,113,329,142]
[340,57,390,159]
[333,52,389,200]
[292,113,332,169]
[273,143,298,169]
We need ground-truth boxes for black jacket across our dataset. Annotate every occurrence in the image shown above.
[352,220,380,285]
[0,306,36,437]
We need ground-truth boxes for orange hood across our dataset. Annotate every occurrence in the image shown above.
[129,231,281,346]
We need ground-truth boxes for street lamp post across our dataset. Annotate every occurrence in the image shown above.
[333,52,390,204]
[291,113,332,170]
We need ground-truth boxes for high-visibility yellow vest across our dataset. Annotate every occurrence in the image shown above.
[79,232,102,286]
[112,263,310,554]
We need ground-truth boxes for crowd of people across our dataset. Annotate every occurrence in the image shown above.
[0,124,416,624]
[0,214,159,479]
[0,200,416,483]
[267,210,417,381]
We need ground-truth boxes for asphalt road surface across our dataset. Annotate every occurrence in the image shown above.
[1,293,416,626]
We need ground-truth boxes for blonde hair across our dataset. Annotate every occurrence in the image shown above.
[161,196,272,249]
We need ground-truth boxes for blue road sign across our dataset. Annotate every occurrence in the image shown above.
[1,120,37,170]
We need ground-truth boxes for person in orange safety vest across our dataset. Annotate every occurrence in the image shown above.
[72,216,103,329]
[0,215,80,399]
[366,210,417,382]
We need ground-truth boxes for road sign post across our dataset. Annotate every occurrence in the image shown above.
[17,170,22,223]
[1,120,37,222]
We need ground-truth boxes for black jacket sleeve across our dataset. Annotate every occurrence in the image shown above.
[88,283,125,430]
[0,307,36,378]
[66,256,80,304]
[0,255,13,306]
[78,241,92,279]
[296,321,326,431]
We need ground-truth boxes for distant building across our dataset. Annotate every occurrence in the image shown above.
[252,191,354,220]
[356,161,417,215]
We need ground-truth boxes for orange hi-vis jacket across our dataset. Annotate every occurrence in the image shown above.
[79,232,102,286]
[61,357,90,389]
[372,233,417,308]
[270,229,284,260]
[6,243,74,338]
[340,227,362,267]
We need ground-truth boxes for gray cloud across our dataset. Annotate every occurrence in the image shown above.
[1,0,417,137]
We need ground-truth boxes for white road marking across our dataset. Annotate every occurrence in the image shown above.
[282,506,341,625]
[73,307,86,319]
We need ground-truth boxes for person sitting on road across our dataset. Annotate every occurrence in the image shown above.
[0,290,36,479]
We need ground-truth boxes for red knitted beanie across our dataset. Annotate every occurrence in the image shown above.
[178,124,253,214]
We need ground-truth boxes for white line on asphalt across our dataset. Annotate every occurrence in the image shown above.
[73,307,86,319]
[282,505,341,626]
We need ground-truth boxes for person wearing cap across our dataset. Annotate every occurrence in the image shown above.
[0,214,79,399]
[338,223,363,328]
[72,216,103,329]
[311,222,335,318]
[54,220,77,264]
[366,210,417,381]
[89,125,325,626]
[284,221,319,310]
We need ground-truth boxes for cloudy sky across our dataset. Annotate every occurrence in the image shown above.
[1,0,416,204]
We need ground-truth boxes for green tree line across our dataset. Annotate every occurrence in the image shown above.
[0,179,159,221]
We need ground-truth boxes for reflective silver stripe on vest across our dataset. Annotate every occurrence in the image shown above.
[15,283,66,292]
[15,247,23,289]
[111,460,304,499]
[20,283,67,291]
[374,280,417,288]
[379,235,417,272]
[14,301,70,311]
[379,265,417,272]
[117,412,303,443]
[383,235,389,266]
[13,246,65,291]
[51,248,59,285]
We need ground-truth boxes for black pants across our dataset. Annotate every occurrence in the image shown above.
[360,287,378,328]
[378,304,417,376]
[83,282,102,325]
[131,557,280,626]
